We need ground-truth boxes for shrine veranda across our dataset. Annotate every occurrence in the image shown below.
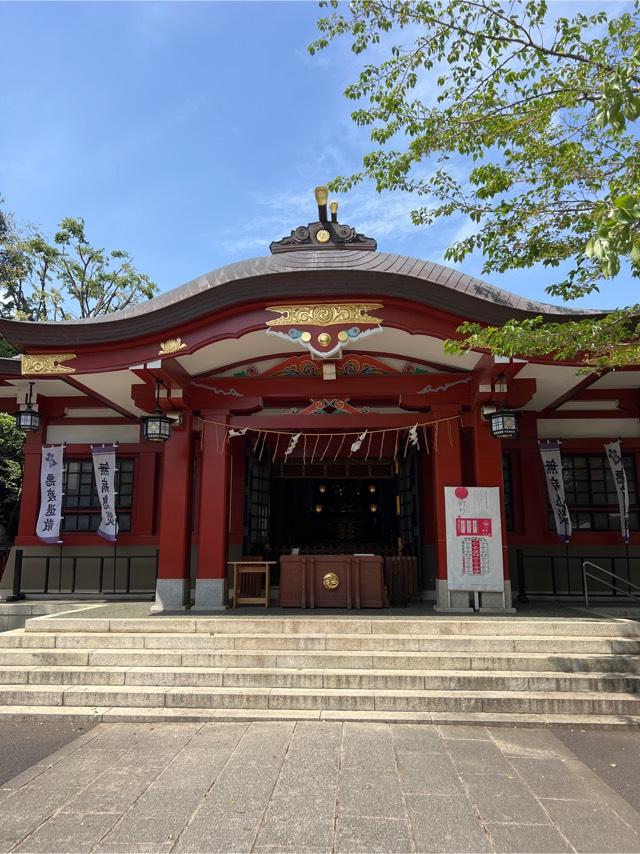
[1,195,639,613]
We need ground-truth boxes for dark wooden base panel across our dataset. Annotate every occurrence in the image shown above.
[278,555,387,608]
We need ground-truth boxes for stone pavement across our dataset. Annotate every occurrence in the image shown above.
[0,721,639,853]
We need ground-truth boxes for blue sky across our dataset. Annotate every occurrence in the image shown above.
[0,1,636,312]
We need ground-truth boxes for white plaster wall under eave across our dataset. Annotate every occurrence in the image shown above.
[537,418,640,439]
[46,425,141,444]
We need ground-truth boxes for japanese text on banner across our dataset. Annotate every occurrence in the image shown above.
[91,445,118,542]
[36,445,64,544]
[539,440,572,543]
[605,440,630,544]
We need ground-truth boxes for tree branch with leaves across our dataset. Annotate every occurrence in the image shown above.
[0,205,157,323]
[310,0,640,366]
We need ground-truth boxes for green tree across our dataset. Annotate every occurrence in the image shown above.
[0,200,158,553]
[0,203,157,322]
[0,413,24,553]
[310,0,640,367]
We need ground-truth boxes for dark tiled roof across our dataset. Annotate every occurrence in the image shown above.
[0,250,601,350]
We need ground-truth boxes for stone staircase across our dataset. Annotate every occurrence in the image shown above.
[0,613,639,728]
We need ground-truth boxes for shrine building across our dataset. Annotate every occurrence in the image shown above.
[1,189,639,614]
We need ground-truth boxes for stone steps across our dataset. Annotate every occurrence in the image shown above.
[23,616,640,637]
[0,664,638,693]
[0,704,637,730]
[1,646,640,672]
[0,683,639,715]
[0,614,636,726]
[5,630,640,653]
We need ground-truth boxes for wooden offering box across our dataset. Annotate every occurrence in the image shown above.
[278,555,387,609]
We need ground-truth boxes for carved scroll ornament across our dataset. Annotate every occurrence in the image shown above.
[21,353,76,375]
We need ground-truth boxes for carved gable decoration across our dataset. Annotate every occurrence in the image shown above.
[265,302,384,358]
[21,353,76,375]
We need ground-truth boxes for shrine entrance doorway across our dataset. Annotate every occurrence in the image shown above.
[243,453,423,604]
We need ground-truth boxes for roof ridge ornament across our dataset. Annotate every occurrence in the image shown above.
[269,186,377,254]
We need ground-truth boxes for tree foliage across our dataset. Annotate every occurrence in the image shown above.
[310,0,640,366]
[0,413,24,550]
[0,202,157,322]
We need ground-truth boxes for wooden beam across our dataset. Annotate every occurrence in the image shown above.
[543,372,605,412]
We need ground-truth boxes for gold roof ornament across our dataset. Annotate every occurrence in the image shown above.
[266,303,383,328]
[269,186,377,253]
[314,186,329,205]
[159,337,187,356]
[21,353,76,375]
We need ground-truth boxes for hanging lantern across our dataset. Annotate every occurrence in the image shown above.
[487,408,520,439]
[14,382,40,433]
[140,380,175,443]
[369,502,378,513]
[368,483,376,493]
[314,503,323,514]
[318,484,326,494]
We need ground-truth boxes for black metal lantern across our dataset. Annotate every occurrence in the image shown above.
[14,382,40,433]
[140,380,174,443]
[487,408,520,439]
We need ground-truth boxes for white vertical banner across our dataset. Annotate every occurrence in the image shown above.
[91,445,118,542]
[539,440,572,543]
[605,440,630,544]
[36,445,64,544]
[445,486,504,592]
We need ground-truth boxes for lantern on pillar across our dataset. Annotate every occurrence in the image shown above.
[14,382,40,433]
[486,407,520,439]
[141,380,175,442]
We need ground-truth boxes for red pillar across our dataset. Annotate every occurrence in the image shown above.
[152,413,193,611]
[228,441,246,561]
[518,412,547,543]
[134,449,159,536]
[470,408,515,610]
[471,408,509,578]
[431,414,463,607]
[16,417,47,544]
[193,414,230,610]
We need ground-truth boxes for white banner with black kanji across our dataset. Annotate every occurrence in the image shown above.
[605,440,630,543]
[91,445,118,542]
[36,445,64,544]
[539,440,572,543]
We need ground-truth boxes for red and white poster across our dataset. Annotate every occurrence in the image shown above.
[445,486,504,592]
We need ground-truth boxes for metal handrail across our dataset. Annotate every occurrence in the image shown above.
[582,560,640,609]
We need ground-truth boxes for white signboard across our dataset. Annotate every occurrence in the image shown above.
[36,445,64,544]
[445,486,504,592]
[91,445,118,542]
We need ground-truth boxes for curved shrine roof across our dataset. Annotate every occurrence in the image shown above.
[0,249,600,352]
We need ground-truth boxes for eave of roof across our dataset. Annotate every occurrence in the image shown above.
[0,356,22,376]
[0,250,602,352]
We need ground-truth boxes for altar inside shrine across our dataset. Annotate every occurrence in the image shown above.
[278,554,387,609]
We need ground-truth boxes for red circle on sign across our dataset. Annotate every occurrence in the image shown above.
[454,487,468,500]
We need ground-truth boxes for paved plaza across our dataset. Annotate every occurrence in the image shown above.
[0,722,638,853]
